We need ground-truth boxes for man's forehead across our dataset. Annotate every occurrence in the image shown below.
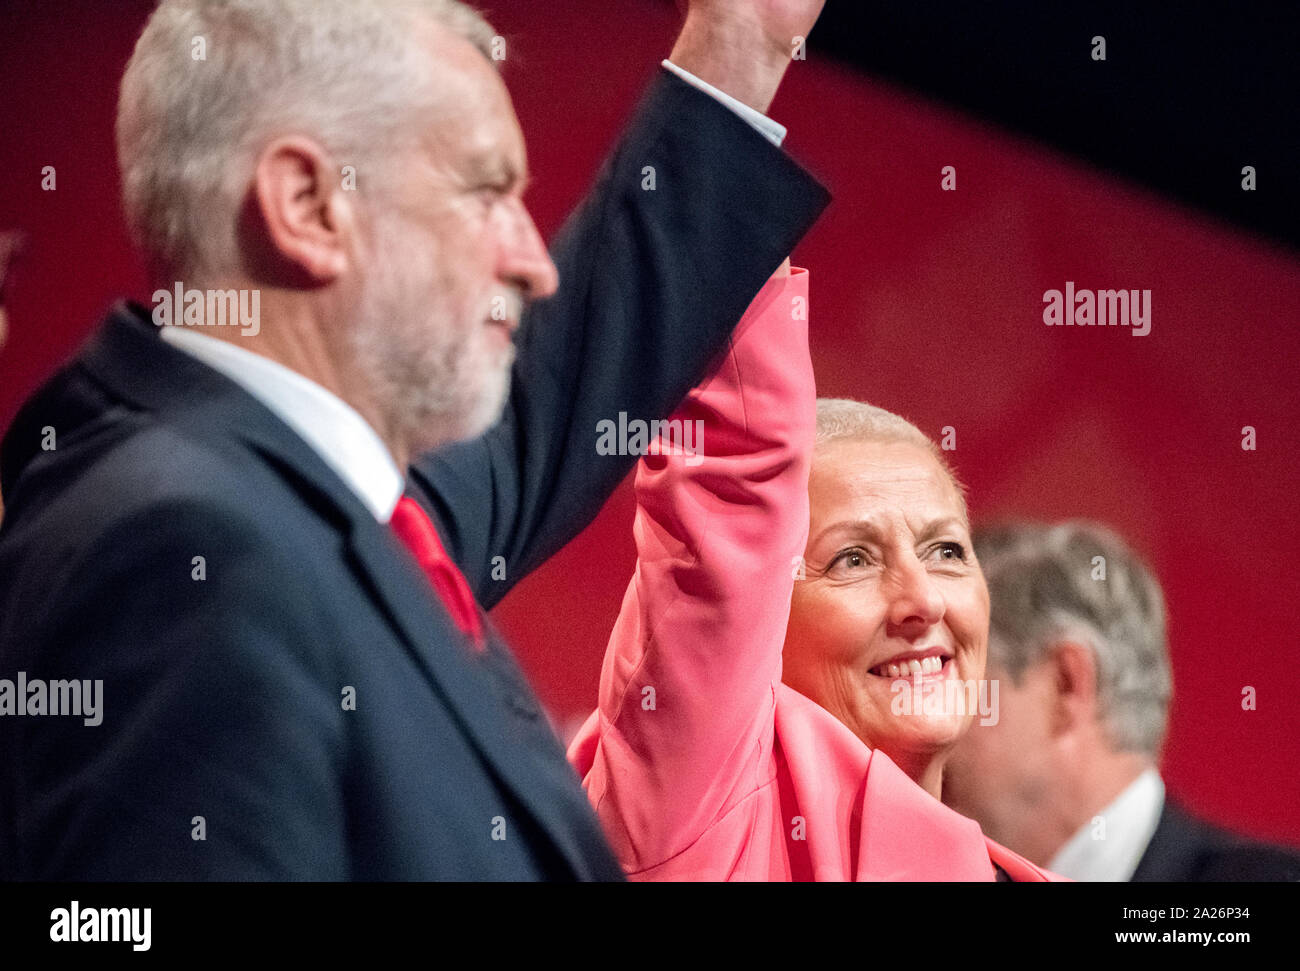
[410,18,518,123]
[412,39,526,179]
[411,12,492,69]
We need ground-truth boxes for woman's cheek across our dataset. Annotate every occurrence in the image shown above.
[822,586,879,664]
[949,578,989,643]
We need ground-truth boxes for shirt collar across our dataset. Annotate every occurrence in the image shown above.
[1048,767,1165,881]
[159,326,404,523]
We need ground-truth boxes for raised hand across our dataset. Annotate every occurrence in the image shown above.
[669,0,828,113]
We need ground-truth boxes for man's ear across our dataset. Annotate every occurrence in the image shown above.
[250,136,352,285]
[1047,640,1099,740]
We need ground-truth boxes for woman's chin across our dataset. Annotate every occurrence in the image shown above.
[868,718,968,764]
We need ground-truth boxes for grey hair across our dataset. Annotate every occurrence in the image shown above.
[814,397,969,522]
[974,521,1172,756]
[117,0,498,280]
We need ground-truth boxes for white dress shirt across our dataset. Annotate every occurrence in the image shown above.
[660,61,787,146]
[1048,768,1166,881]
[159,62,783,524]
[160,324,406,522]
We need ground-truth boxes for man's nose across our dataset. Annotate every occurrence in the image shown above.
[501,202,558,301]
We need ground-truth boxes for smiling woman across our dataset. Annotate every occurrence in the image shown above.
[569,273,1060,881]
[784,402,986,799]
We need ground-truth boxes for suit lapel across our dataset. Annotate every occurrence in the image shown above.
[80,302,591,876]
[347,517,605,877]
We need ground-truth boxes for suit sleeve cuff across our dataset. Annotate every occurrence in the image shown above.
[661,59,787,147]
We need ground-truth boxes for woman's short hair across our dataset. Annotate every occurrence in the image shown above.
[813,397,969,523]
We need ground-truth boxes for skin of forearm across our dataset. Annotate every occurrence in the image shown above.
[668,8,793,115]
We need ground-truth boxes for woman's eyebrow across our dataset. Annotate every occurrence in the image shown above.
[917,515,968,540]
[809,518,882,548]
[811,513,967,549]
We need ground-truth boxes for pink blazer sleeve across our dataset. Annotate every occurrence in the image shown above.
[569,268,815,874]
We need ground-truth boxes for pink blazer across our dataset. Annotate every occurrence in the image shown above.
[568,268,1058,881]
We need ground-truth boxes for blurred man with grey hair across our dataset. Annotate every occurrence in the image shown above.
[943,521,1300,881]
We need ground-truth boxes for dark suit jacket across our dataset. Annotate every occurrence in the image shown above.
[1131,800,1300,882]
[0,70,829,880]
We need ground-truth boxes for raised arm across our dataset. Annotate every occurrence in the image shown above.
[569,265,815,873]
[407,3,830,607]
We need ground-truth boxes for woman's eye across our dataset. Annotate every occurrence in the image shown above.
[828,548,871,573]
[931,542,967,562]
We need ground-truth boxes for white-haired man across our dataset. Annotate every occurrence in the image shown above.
[0,0,830,879]
[943,521,1300,881]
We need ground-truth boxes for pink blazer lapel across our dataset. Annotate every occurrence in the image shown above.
[985,837,1063,881]
[775,686,866,879]
[776,685,996,881]
[856,750,997,881]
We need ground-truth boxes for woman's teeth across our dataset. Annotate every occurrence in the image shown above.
[873,656,946,678]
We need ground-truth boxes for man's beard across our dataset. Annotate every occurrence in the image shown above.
[348,248,515,460]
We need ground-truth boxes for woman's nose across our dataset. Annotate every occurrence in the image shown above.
[884,556,945,632]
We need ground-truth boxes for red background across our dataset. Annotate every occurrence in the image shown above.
[2,1,1296,847]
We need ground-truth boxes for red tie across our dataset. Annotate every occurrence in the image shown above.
[389,496,485,651]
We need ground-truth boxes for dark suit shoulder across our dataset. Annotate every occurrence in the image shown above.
[1,410,356,679]
[1133,801,1300,882]
[11,400,331,553]
[0,418,356,878]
